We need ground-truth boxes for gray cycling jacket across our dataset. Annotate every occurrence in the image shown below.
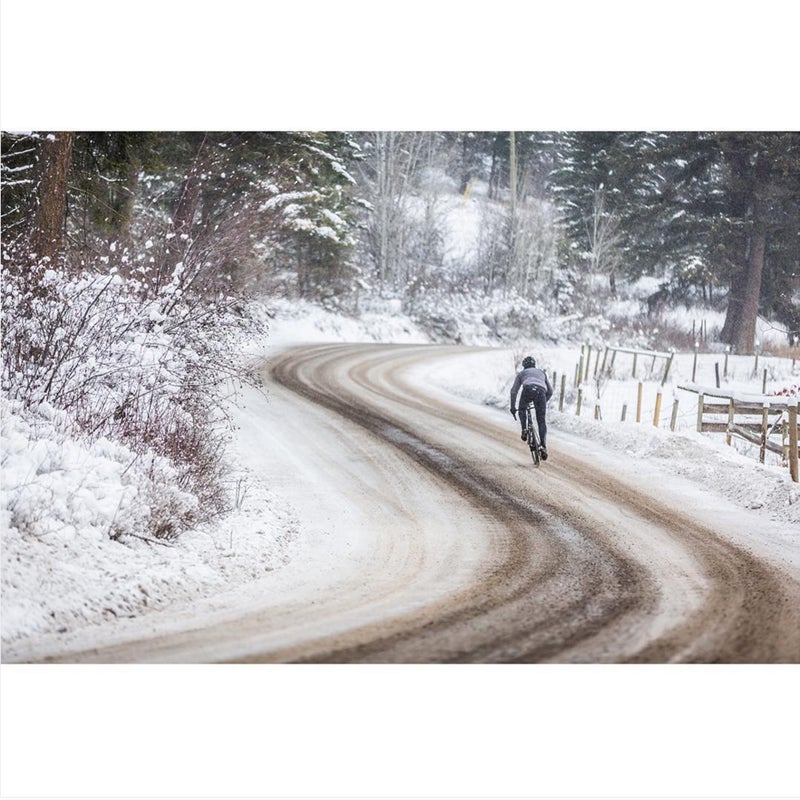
[509,367,553,411]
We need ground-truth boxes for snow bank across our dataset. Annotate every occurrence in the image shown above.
[253,296,429,348]
[1,395,298,651]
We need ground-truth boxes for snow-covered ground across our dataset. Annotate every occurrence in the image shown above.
[1,394,301,648]
[2,295,799,655]
[1,298,428,653]
[425,343,800,528]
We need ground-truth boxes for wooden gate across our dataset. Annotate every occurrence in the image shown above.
[680,384,799,482]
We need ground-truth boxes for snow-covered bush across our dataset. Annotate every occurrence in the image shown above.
[1,259,261,539]
[403,286,548,345]
[1,397,198,542]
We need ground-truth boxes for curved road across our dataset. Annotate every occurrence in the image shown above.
[35,343,800,663]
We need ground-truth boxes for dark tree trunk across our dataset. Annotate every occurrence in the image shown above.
[459,133,470,194]
[720,261,747,346]
[114,161,140,242]
[29,132,74,264]
[733,191,768,354]
[488,148,498,200]
[718,139,762,352]
[488,133,504,200]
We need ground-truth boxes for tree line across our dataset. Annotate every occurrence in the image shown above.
[2,130,798,354]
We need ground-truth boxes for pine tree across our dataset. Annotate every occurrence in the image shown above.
[714,132,800,352]
[547,131,800,353]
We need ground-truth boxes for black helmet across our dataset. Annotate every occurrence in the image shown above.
[522,356,536,368]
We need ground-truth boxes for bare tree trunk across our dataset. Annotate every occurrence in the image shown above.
[361,131,428,295]
[163,139,208,288]
[172,165,203,241]
[586,188,623,296]
[376,131,391,290]
[29,132,74,264]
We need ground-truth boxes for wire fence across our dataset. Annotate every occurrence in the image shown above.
[549,343,800,480]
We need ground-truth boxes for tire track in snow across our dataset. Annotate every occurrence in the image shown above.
[23,343,800,663]
[261,343,800,663]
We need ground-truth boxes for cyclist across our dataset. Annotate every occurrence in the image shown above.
[509,355,553,460]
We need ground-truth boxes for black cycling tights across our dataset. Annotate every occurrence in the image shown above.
[519,385,548,447]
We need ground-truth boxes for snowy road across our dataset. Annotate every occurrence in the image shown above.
[31,343,800,662]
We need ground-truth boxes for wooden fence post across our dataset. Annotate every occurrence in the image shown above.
[653,392,663,427]
[661,350,675,386]
[670,398,679,431]
[594,348,601,378]
[576,387,583,416]
[789,401,798,483]
[762,368,767,395]
[601,346,609,374]
[724,350,729,378]
[696,393,704,432]
[632,352,638,378]
[636,382,643,423]
[559,374,566,412]
[715,362,721,389]
[621,403,628,422]
[575,360,581,388]
[585,345,592,381]
[726,399,734,446]
[783,417,789,462]
[691,348,698,382]
[759,401,769,463]
[594,402,601,420]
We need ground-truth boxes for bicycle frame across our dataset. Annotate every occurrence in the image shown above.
[525,401,541,466]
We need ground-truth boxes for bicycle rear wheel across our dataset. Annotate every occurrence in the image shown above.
[526,406,540,466]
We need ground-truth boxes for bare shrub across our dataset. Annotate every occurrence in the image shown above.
[1,256,261,539]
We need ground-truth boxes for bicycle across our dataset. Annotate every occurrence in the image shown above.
[524,400,543,466]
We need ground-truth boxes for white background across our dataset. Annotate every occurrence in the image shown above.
[1,1,798,797]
